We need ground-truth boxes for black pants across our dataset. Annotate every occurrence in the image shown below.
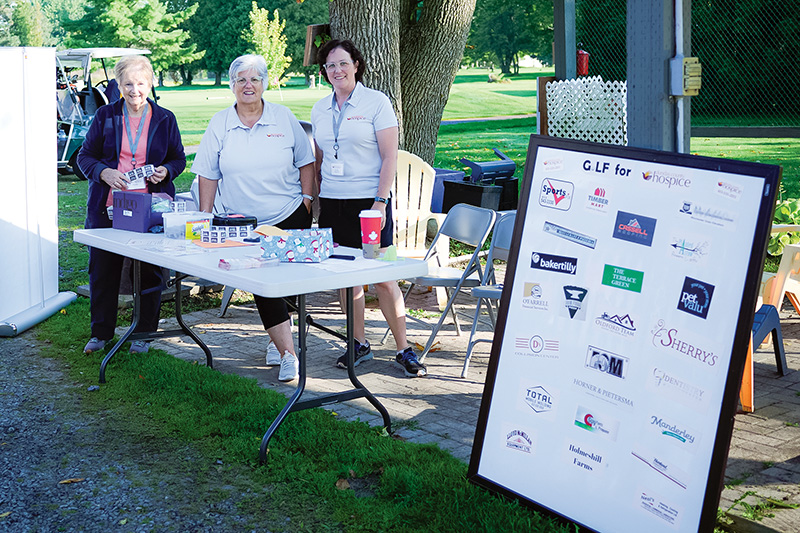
[88,247,164,340]
[254,203,312,329]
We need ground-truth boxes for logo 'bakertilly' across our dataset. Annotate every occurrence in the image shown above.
[531,252,577,275]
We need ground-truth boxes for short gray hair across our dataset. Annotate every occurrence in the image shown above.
[114,55,154,89]
[228,54,269,91]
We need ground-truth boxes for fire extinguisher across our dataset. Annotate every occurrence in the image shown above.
[577,43,590,77]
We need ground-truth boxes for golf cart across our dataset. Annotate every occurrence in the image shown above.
[56,47,153,179]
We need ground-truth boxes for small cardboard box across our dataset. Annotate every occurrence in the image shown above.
[260,228,333,262]
[112,191,152,233]
[162,211,212,240]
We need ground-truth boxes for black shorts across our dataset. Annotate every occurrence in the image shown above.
[318,197,394,249]
[254,202,312,330]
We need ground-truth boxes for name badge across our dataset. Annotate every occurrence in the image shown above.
[331,163,344,176]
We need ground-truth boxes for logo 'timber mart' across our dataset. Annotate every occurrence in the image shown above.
[602,264,644,293]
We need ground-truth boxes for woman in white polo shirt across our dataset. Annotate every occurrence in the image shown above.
[311,39,426,378]
[192,54,316,382]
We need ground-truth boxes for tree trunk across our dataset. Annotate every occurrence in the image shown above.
[180,66,193,86]
[329,0,476,165]
[330,0,403,143]
[399,0,476,163]
[214,71,221,86]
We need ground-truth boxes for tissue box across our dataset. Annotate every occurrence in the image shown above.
[112,191,152,233]
[260,228,333,262]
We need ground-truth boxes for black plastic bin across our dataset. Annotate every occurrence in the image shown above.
[442,179,502,213]
[495,176,520,211]
[431,168,466,213]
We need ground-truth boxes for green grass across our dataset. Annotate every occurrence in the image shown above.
[157,67,548,146]
[443,68,550,120]
[52,70,798,531]
[37,299,572,533]
[691,137,800,198]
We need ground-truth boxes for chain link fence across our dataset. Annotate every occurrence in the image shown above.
[574,0,800,131]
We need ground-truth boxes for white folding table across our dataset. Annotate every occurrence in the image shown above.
[73,228,428,460]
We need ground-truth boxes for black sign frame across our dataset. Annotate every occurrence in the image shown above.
[468,135,781,532]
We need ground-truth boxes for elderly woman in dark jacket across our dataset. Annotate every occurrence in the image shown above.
[78,54,185,355]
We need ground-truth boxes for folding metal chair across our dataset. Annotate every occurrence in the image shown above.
[462,212,516,377]
[397,203,497,362]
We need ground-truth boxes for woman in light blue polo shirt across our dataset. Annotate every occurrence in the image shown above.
[192,54,316,382]
[311,39,427,378]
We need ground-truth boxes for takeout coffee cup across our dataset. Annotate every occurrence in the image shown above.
[359,209,382,259]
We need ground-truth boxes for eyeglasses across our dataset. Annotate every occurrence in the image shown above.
[234,76,263,86]
[323,61,353,72]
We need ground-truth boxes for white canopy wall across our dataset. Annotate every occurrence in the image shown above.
[0,47,76,336]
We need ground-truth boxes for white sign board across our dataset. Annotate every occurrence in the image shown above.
[468,136,780,532]
[0,48,75,335]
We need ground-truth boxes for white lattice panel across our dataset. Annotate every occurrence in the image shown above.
[546,76,627,145]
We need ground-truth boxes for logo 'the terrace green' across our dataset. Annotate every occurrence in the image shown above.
[602,264,644,293]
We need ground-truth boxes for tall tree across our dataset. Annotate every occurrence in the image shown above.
[329,0,476,163]
[64,0,203,85]
[469,0,552,74]
[244,3,290,89]
[42,0,87,46]
[274,0,327,87]
[12,0,45,46]
[190,0,327,86]
[0,0,20,46]
[189,0,251,84]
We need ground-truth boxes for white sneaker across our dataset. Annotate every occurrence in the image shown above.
[265,341,281,366]
[278,352,298,382]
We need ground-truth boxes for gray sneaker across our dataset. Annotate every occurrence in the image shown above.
[83,337,107,354]
[130,340,150,354]
[278,353,298,382]
[265,341,281,366]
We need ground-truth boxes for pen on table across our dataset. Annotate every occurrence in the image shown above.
[329,254,356,261]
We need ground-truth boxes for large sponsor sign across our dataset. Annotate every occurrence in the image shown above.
[470,137,778,533]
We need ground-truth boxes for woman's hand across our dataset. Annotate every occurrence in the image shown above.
[149,166,168,185]
[303,197,312,213]
[373,201,388,229]
[100,168,129,190]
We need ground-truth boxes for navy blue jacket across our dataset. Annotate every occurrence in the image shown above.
[79,98,185,229]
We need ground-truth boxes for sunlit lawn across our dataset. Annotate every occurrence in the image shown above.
[158,67,550,146]
[157,67,796,196]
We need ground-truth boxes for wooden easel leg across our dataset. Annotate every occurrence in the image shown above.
[740,337,754,413]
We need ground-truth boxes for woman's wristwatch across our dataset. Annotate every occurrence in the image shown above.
[302,194,314,201]
[374,196,389,205]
